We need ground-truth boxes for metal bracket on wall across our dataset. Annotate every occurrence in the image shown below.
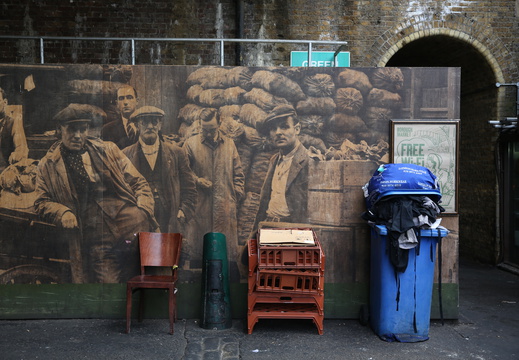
[490,82,519,130]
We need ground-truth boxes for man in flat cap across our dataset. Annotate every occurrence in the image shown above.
[251,104,311,232]
[123,106,197,233]
[35,103,157,283]
[183,108,245,272]
[101,84,139,149]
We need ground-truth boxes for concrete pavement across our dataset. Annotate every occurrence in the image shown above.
[1,259,518,360]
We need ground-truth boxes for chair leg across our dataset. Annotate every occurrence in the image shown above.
[168,288,175,335]
[126,285,132,334]
[138,290,145,323]
[174,288,178,322]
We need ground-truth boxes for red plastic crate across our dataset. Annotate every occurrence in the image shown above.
[257,229,324,269]
[247,291,324,315]
[258,246,323,269]
[255,268,324,294]
[248,269,256,294]
[247,303,324,335]
[248,238,258,276]
[248,268,324,295]
[247,228,326,335]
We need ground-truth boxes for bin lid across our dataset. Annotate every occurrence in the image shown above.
[364,164,442,211]
[373,224,449,238]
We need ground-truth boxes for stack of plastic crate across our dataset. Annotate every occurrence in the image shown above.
[247,228,325,335]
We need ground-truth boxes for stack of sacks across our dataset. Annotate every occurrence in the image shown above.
[178,67,404,244]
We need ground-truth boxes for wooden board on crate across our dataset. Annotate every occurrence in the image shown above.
[258,228,316,245]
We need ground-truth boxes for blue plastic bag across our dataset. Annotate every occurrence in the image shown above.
[363,163,442,211]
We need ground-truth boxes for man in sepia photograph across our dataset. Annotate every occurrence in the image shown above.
[0,87,29,172]
[101,84,139,149]
[123,106,197,233]
[252,104,311,232]
[183,107,245,272]
[34,103,157,284]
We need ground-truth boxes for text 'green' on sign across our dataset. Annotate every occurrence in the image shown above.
[290,51,350,67]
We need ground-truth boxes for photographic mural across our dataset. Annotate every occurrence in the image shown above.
[0,64,459,284]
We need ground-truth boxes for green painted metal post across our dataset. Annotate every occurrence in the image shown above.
[200,232,232,329]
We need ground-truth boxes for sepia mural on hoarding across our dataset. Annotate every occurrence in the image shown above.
[0,64,459,284]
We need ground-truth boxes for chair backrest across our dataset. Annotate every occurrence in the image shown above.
[138,232,182,275]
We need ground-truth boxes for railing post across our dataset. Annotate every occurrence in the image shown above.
[40,38,44,64]
[131,39,135,65]
[220,40,225,66]
[307,41,312,67]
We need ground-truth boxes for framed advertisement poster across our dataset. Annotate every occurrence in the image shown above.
[390,120,459,213]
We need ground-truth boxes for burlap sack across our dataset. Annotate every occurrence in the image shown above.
[304,73,335,97]
[243,88,290,112]
[335,87,364,115]
[336,69,373,95]
[370,67,404,92]
[251,70,306,103]
[296,96,336,116]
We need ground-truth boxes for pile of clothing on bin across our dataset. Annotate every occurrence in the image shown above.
[362,163,445,272]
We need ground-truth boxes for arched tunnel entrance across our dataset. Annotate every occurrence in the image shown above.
[386,35,501,264]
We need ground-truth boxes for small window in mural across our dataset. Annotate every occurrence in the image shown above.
[0,65,459,284]
[390,120,459,213]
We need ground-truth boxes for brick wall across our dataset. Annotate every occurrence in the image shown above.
[1,1,517,74]
[0,0,518,264]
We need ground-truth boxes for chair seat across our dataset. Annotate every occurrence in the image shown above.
[128,275,176,289]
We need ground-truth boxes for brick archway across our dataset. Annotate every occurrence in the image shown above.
[370,14,517,264]
[368,14,517,84]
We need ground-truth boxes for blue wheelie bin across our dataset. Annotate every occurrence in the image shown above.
[363,164,449,342]
[369,224,448,342]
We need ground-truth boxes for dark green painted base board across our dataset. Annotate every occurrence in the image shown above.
[0,283,458,320]
[431,283,459,319]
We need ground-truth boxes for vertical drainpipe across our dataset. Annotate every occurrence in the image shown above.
[236,0,244,66]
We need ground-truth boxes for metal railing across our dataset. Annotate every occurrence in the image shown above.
[0,35,348,66]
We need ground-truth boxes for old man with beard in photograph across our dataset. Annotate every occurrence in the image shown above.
[123,106,197,233]
[35,103,157,284]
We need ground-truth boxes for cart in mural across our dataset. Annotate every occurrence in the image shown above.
[0,207,72,284]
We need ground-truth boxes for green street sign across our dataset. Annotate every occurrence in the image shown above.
[290,51,350,67]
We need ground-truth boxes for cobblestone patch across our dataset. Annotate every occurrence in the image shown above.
[182,320,243,360]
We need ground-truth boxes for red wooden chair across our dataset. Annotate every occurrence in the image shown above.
[126,232,182,334]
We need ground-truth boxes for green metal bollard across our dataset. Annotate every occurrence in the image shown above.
[200,232,232,329]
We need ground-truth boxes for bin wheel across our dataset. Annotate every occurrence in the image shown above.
[359,304,369,326]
